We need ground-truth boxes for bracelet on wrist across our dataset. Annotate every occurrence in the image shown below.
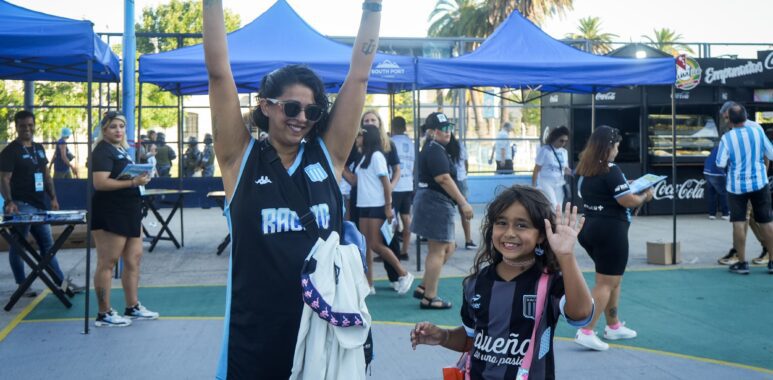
[362,1,382,12]
[442,328,450,345]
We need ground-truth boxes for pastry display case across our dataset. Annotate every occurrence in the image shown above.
[648,114,718,164]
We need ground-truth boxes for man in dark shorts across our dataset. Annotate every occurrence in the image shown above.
[716,103,773,274]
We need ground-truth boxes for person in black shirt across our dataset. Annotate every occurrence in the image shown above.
[411,112,473,309]
[411,186,593,379]
[573,125,653,351]
[204,0,381,377]
[0,111,71,296]
[90,111,157,327]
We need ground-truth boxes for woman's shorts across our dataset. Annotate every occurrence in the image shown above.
[578,217,630,276]
[411,189,456,242]
[358,206,386,220]
[91,195,142,238]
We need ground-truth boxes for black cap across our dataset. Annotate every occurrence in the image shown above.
[424,112,454,130]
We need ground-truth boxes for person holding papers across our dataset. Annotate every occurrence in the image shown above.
[90,111,158,327]
[573,125,653,351]
[355,124,414,295]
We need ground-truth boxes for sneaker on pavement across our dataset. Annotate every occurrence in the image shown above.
[95,309,132,327]
[390,281,399,291]
[62,277,86,294]
[708,215,716,220]
[721,215,730,220]
[718,249,739,265]
[396,272,415,295]
[124,302,159,320]
[369,286,376,296]
[574,329,609,351]
[767,260,772,274]
[603,322,637,340]
[751,249,769,265]
[465,241,478,250]
[729,261,750,274]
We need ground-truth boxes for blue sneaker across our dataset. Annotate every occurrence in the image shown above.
[124,302,159,320]
[95,309,132,327]
[729,261,749,275]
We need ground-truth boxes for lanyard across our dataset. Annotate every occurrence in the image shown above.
[22,145,39,166]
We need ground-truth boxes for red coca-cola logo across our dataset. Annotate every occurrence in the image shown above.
[653,178,706,200]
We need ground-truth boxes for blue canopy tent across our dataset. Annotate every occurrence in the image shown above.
[416,10,675,92]
[416,10,680,264]
[138,0,416,95]
[0,0,122,334]
[0,0,120,82]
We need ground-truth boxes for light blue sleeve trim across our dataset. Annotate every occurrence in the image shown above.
[317,137,337,176]
[287,142,306,176]
[463,324,476,337]
[224,138,256,211]
[614,190,632,199]
[560,295,594,327]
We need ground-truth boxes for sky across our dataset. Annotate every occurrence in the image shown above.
[9,0,773,57]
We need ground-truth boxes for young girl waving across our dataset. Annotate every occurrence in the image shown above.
[411,185,593,379]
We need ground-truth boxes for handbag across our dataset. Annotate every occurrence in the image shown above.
[442,272,550,380]
[549,146,572,201]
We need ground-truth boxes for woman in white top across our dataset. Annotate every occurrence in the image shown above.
[532,126,571,208]
[356,124,414,295]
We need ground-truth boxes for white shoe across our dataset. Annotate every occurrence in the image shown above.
[95,309,132,327]
[574,329,609,351]
[390,281,399,291]
[603,322,637,340]
[708,215,716,220]
[369,286,376,296]
[721,215,730,220]
[395,273,415,295]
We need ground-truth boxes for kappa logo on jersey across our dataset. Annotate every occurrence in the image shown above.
[471,294,482,309]
[261,203,330,234]
[255,176,272,185]
[522,294,537,319]
[304,162,328,183]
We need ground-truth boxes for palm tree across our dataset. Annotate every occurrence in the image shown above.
[642,28,695,56]
[565,16,618,54]
[486,0,573,28]
[428,0,489,39]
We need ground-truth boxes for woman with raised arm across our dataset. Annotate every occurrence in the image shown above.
[203,0,381,378]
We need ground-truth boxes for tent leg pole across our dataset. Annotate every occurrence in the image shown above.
[591,89,596,133]
[671,85,677,265]
[84,59,94,336]
[413,86,422,273]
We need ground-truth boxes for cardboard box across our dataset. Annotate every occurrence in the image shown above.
[646,241,681,265]
[0,224,94,252]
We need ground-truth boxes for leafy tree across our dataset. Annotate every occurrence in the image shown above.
[565,16,618,54]
[135,0,241,131]
[429,0,489,41]
[486,0,573,28]
[0,82,23,141]
[642,28,695,56]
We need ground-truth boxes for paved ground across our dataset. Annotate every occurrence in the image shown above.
[1,204,772,379]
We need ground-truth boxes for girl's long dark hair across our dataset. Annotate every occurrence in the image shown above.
[359,124,383,169]
[446,133,462,163]
[252,65,330,141]
[575,125,621,177]
[467,185,561,282]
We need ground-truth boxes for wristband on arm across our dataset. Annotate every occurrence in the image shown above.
[362,2,381,12]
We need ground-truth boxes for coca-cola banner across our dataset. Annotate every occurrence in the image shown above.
[646,166,707,215]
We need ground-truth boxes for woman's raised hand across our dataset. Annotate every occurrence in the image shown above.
[544,203,584,257]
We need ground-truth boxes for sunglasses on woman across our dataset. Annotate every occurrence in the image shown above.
[265,98,325,122]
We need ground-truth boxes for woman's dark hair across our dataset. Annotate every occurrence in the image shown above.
[546,126,570,145]
[446,133,462,163]
[467,185,560,282]
[359,124,383,170]
[575,125,622,177]
[252,65,330,141]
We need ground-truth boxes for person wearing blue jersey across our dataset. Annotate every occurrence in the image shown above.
[203,0,381,378]
[715,103,773,275]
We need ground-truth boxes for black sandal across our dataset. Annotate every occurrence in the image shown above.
[412,284,425,300]
[420,295,452,310]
